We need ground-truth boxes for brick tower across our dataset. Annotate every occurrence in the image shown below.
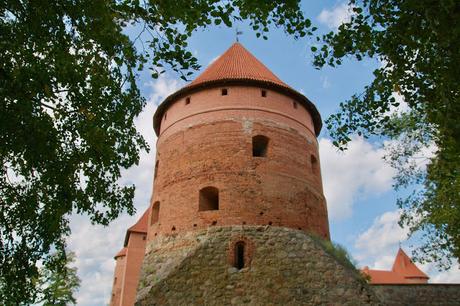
[134,43,380,305]
[149,42,329,240]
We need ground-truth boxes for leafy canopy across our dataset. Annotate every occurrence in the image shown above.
[313,0,460,269]
[0,0,314,303]
[38,250,80,306]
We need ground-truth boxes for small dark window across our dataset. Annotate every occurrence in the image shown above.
[234,241,245,270]
[151,201,160,225]
[199,187,219,211]
[221,88,228,96]
[311,155,319,175]
[293,101,298,109]
[261,90,267,97]
[185,97,190,105]
[154,160,159,179]
[252,135,269,157]
[164,112,167,120]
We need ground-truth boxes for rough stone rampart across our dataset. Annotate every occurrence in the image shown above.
[136,226,380,305]
[371,284,460,306]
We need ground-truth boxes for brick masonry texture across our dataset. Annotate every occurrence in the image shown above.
[136,226,380,305]
[149,86,330,240]
[371,284,460,306]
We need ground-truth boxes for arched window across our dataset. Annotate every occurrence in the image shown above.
[252,135,269,157]
[151,201,160,225]
[261,90,267,97]
[221,88,228,96]
[234,241,245,270]
[199,187,219,211]
[185,97,191,105]
[311,154,319,175]
[154,160,159,179]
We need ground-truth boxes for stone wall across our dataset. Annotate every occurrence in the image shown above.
[136,226,380,305]
[372,284,460,306]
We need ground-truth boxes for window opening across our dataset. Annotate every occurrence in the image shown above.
[252,135,269,157]
[164,112,167,120]
[151,201,160,225]
[261,90,267,97]
[234,241,245,270]
[311,155,319,175]
[293,101,298,109]
[185,97,190,105]
[221,88,228,96]
[154,160,159,179]
[199,187,219,211]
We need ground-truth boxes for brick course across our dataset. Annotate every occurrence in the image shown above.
[148,85,330,240]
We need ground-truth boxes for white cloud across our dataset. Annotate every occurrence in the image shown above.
[354,210,409,265]
[317,2,354,30]
[208,55,220,65]
[320,75,331,89]
[69,74,182,306]
[319,136,395,220]
[353,209,460,283]
[430,264,460,283]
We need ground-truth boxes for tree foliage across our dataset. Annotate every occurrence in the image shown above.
[38,251,80,306]
[313,0,460,268]
[0,0,314,303]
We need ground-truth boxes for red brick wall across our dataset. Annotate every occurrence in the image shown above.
[110,255,126,306]
[148,85,329,240]
[119,233,146,306]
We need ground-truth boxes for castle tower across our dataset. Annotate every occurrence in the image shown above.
[148,42,329,240]
[135,43,380,305]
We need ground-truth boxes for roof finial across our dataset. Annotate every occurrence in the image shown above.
[236,28,243,42]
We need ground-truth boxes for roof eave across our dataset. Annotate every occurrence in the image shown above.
[153,79,322,137]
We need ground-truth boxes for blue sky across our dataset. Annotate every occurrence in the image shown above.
[67,1,460,305]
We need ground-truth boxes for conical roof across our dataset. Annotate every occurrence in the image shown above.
[114,247,127,259]
[123,207,150,246]
[188,43,289,88]
[391,248,429,279]
[153,43,322,136]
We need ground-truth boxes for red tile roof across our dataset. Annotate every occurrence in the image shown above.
[362,267,407,284]
[188,42,289,89]
[361,248,429,284]
[392,248,429,279]
[153,43,322,137]
[114,247,127,259]
[124,207,150,246]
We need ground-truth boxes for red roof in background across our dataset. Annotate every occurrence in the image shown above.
[362,268,407,284]
[392,248,429,279]
[114,247,127,259]
[188,42,290,89]
[361,248,429,284]
[124,207,150,246]
[127,207,150,234]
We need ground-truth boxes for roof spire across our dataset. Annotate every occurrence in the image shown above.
[235,28,243,42]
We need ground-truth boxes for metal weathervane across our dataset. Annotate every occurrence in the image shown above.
[236,28,243,42]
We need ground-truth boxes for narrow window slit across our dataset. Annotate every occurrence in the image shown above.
[311,155,319,175]
[234,241,245,270]
[151,201,160,225]
[154,160,159,179]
